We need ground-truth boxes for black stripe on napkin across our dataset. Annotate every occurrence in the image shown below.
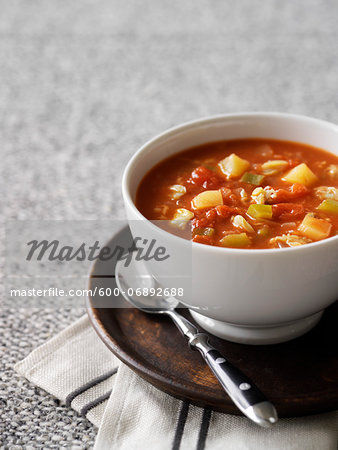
[196,408,212,450]
[172,401,190,450]
[80,390,112,417]
[65,367,118,407]
[91,275,116,278]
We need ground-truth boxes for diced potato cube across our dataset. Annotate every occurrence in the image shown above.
[298,213,332,240]
[172,208,194,221]
[220,233,251,248]
[247,204,272,219]
[317,199,338,214]
[282,163,318,187]
[261,160,288,175]
[191,190,223,210]
[218,153,250,179]
[169,184,186,200]
[231,215,255,233]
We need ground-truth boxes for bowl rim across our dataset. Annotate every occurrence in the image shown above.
[122,111,338,256]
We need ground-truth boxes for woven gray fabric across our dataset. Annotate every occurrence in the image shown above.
[14,316,119,429]
[2,0,338,447]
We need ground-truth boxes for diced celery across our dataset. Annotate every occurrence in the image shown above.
[220,233,251,248]
[218,153,250,179]
[191,190,223,210]
[247,204,272,219]
[193,227,215,236]
[283,163,318,187]
[240,172,264,185]
[298,213,332,240]
[317,199,338,214]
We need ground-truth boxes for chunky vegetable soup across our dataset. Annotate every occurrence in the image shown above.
[136,139,338,249]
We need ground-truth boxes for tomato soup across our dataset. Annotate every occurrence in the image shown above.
[136,139,338,249]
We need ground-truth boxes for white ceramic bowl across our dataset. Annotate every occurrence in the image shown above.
[122,113,338,344]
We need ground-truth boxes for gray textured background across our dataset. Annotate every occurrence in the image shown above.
[1,0,338,447]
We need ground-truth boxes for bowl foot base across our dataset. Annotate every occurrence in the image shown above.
[189,310,323,345]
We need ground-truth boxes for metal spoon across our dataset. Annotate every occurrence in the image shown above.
[115,255,278,427]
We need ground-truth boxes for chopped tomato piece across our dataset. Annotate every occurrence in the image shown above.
[266,183,309,204]
[192,234,214,245]
[206,209,217,220]
[191,166,211,183]
[192,205,238,229]
[219,187,232,200]
[190,166,221,189]
[219,187,238,205]
[215,205,233,218]
[192,208,217,229]
[272,203,305,220]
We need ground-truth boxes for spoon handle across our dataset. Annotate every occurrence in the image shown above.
[166,310,278,427]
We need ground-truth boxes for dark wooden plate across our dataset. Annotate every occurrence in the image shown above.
[87,225,338,417]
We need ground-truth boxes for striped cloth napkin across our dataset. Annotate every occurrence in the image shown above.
[15,315,338,450]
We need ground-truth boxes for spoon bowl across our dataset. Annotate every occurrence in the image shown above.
[115,256,180,313]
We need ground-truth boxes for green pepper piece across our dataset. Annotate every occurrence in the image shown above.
[241,172,265,186]
[247,204,272,219]
[193,227,215,236]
